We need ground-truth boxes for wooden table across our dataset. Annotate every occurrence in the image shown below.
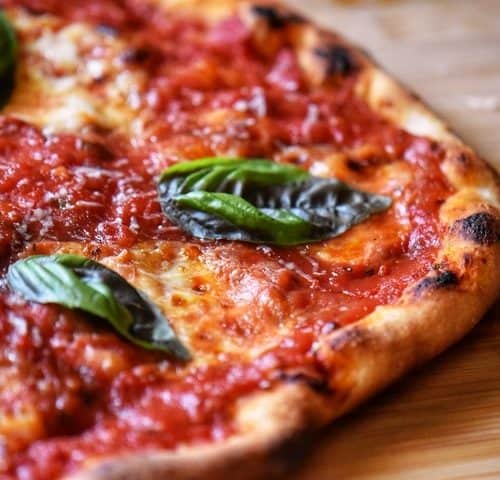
[283,1,500,478]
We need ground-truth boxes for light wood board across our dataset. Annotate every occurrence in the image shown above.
[282,1,500,478]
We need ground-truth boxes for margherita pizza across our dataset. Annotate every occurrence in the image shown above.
[0,1,498,479]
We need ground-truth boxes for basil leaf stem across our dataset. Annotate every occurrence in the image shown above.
[0,10,17,108]
[7,254,190,360]
[158,157,391,246]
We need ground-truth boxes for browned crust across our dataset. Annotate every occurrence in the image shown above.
[68,1,500,479]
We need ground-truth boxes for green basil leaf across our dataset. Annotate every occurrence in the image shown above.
[7,254,191,360]
[160,157,309,189]
[0,10,17,109]
[177,191,312,245]
[157,157,391,246]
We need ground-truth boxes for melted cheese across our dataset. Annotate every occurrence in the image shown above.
[312,213,407,268]
[29,241,289,368]
[5,10,146,136]
[0,367,44,456]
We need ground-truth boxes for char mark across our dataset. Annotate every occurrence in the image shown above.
[251,5,304,28]
[277,371,330,394]
[314,45,357,76]
[328,326,368,352]
[455,212,500,246]
[413,270,459,296]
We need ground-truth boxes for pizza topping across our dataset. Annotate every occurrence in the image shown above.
[7,254,190,359]
[0,10,16,108]
[158,157,391,246]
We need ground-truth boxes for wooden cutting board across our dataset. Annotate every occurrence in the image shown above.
[282,1,500,478]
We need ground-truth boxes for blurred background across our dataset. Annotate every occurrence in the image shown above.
[284,1,500,479]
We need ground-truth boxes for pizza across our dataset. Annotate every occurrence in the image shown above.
[0,1,498,479]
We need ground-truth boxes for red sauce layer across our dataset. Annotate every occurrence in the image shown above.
[0,1,452,478]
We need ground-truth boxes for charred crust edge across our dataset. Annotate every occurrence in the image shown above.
[250,5,304,28]
[277,372,331,395]
[413,270,459,296]
[454,212,500,246]
[328,326,368,352]
[314,45,357,76]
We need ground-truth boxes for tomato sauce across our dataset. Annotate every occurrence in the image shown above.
[0,1,453,478]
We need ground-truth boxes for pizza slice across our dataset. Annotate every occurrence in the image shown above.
[0,1,498,479]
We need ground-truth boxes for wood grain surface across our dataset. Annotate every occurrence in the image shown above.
[283,1,500,478]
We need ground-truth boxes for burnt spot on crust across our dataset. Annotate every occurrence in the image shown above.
[456,152,471,166]
[328,325,368,351]
[407,91,424,104]
[250,5,304,28]
[413,270,459,296]
[454,212,500,246]
[277,371,330,394]
[314,45,357,76]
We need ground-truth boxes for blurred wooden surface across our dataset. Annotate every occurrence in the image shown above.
[283,1,500,479]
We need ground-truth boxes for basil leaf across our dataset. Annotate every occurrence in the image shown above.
[158,157,391,246]
[7,255,190,360]
[0,10,17,108]
[160,157,309,191]
[177,191,312,246]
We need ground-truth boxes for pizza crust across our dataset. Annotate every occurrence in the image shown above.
[14,0,498,478]
[69,384,331,480]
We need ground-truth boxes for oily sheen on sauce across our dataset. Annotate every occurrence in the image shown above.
[0,1,452,478]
